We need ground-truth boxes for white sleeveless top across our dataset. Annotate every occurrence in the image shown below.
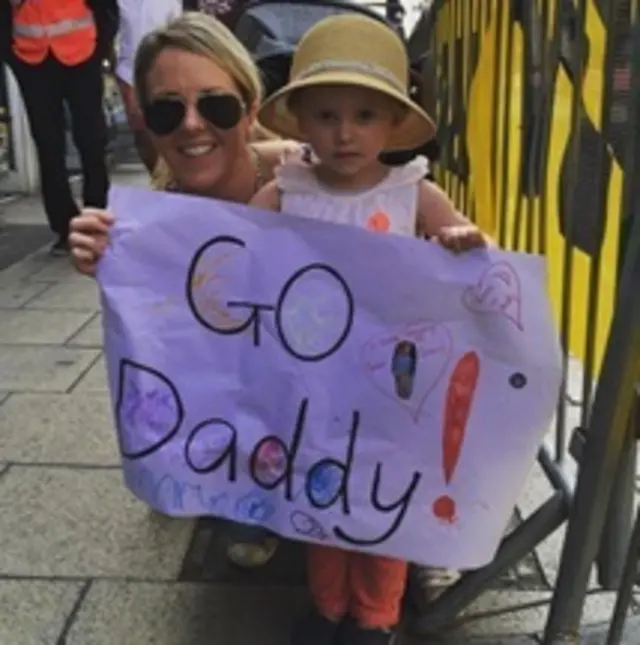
[276,156,429,238]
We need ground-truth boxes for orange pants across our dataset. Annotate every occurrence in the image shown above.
[308,545,408,628]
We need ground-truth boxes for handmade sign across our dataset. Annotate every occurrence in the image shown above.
[98,186,562,569]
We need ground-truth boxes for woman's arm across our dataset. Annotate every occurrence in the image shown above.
[249,180,281,212]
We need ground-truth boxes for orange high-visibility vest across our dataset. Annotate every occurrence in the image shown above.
[11,0,97,66]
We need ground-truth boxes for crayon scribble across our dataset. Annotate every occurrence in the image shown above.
[278,266,351,359]
[235,490,276,524]
[290,511,328,540]
[116,360,184,460]
[462,261,524,331]
[253,439,287,484]
[128,465,229,515]
[307,462,342,507]
[188,240,246,330]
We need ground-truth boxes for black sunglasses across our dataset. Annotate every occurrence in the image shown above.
[143,92,244,136]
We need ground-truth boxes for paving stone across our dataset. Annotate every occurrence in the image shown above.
[67,313,103,348]
[404,634,537,645]
[25,275,100,311]
[66,581,309,645]
[450,589,620,639]
[0,224,52,272]
[0,249,54,287]
[0,580,84,645]
[455,591,552,636]
[26,257,84,284]
[514,459,598,590]
[72,354,108,392]
[0,393,119,465]
[516,462,556,513]
[0,346,100,392]
[0,309,94,344]
[0,391,9,404]
[0,467,194,578]
[0,280,49,308]
[0,193,50,227]
[581,591,626,627]
[580,615,640,645]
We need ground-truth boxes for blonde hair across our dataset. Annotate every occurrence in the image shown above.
[134,11,263,110]
[135,12,270,191]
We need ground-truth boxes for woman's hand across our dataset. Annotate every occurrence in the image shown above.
[435,224,488,253]
[69,208,114,276]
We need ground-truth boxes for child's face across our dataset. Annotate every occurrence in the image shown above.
[292,85,402,179]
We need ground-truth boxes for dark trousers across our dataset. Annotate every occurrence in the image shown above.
[10,53,109,238]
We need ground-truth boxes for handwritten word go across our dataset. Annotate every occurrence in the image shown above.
[186,235,355,362]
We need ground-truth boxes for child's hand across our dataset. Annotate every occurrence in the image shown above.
[434,224,487,253]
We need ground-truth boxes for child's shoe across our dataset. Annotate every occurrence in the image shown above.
[414,566,460,603]
[226,536,278,568]
[291,609,343,645]
[225,524,279,568]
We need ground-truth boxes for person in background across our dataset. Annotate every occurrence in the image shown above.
[115,0,182,172]
[182,0,247,30]
[0,0,119,255]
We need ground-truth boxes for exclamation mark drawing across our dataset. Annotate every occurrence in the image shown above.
[432,351,480,524]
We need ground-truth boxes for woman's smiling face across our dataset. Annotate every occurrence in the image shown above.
[144,48,256,196]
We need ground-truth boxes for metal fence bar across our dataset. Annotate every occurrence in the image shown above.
[596,0,640,590]
[578,0,617,423]
[542,18,640,637]
[412,0,640,636]
[452,0,463,208]
[510,0,527,253]
[553,0,588,467]
[497,0,514,248]
[535,0,563,259]
[410,492,568,634]
[489,0,503,227]
[543,229,640,641]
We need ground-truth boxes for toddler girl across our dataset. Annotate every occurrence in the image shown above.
[250,13,486,645]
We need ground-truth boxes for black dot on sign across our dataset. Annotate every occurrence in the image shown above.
[509,373,527,389]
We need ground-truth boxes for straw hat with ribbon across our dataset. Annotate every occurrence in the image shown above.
[257,13,436,152]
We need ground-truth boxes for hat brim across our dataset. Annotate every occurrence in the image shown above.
[258,70,436,152]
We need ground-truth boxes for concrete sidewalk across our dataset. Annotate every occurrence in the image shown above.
[0,167,638,644]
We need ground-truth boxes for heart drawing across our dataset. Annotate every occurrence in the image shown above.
[361,322,453,422]
[462,261,524,331]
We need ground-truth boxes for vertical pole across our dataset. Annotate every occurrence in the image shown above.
[596,0,640,588]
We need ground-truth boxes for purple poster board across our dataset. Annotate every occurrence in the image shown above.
[98,186,562,569]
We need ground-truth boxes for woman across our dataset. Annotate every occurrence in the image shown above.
[70,11,297,568]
